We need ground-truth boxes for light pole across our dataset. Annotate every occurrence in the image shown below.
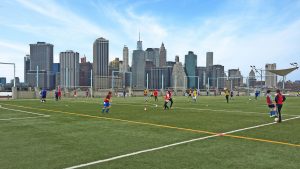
[250,65,263,90]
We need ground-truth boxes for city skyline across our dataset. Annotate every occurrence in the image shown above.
[0,0,299,81]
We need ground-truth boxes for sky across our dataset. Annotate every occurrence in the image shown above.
[0,0,299,82]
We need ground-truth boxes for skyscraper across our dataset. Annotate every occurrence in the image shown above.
[79,56,92,87]
[53,63,60,87]
[60,50,79,88]
[249,69,256,87]
[26,42,54,89]
[265,63,277,88]
[206,65,225,89]
[137,32,143,50]
[145,48,160,67]
[93,37,109,89]
[24,55,30,84]
[196,66,206,89]
[184,51,197,88]
[228,69,243,88]
[172,55,186,91]
[132,35,145,89]
[206,52,213,67]
[159,43,166,67]
[123,45,129,72]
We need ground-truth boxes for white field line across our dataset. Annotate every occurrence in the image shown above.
[0,116,49,121]
[174,106,299,117]
[0,105,50,117]
[64,115,300,169]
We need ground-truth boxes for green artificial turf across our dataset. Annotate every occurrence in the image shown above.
[0,96,299,169]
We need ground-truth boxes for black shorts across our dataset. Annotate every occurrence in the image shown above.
[268,104,275,108]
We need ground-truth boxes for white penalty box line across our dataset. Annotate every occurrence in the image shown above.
[65,115,300,169]
[0,105,50,121]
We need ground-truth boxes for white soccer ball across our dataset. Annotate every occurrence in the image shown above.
[155,104,158,107]
[274,118,279,122]
[144,108,147,111]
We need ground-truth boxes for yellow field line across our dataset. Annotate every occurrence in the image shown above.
[1,103,300,148]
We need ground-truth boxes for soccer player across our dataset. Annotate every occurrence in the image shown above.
[40,88,47,103]
[85,90,88,98]
[168,89,174,109]
[153,89,158,102]
[74,90,77,98]
[266,90,276,117]
[144,89,148,102]
[144,89,148,110]
[192,89,197,102]
[55,90,59,101]
[255,90,259,100]
[102,91,112,113]
[275,89,286,123]
[58,86,62,100]
[164,91,170,110]
[225,89,229,103]
[123,89,126,98]
[188,88,192,98]
[230,90,234,100]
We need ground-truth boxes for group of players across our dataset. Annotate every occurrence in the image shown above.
[39,86,287,123]
[143,89,174,111]
[101,89,175,113]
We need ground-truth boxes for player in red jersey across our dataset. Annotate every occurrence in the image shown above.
[102,91,112,113]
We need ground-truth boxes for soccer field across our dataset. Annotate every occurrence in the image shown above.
[0,96,299,169]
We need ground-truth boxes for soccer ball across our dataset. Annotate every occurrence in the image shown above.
[274,117,279,122]
[144,107,147,111]
[155,104,158,107]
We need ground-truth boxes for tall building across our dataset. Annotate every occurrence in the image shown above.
[26,42,54,89]
[265,63,277,88]
[132,35,145,89]
[228,69,243,88]
[196,66,206,89]
[145,48,160,67]
[93,37,109,89]
[172,56,187,90]
[109,58,120,74]
[166,61,176,67]
[123,45,129,72]
[53,63,60,88]
[79,56,92,87]
[159,43,166,67]
[249,69,256,87]
[206,52,213,67]
[184,51,197,88]
[24,55,30,84]
[206,65,225,89]
[137,32,143,50]
[60,50,79,88]
[149,67,172,89]
[145,60,156,89]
